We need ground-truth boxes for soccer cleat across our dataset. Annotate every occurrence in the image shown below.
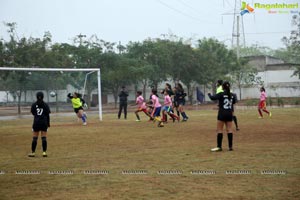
[210,147,222,152]
[269,112,272,117]
[28,152,35,157]
[154,117,161,122]
[229,148,233,151]
[135,119,141,122]
[42,152,47,157]
[258,116,263,119]
[83,122,87,126]
[157,121,164,127]
[236,128,240,131]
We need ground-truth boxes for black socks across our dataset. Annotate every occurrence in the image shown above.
[217,133,223,148]
[228,133,233,150]
[42,136,47,152]
[31,137,38,153]
[233,116,238,129]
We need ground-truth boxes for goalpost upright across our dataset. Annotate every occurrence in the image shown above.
[0,67,103,121]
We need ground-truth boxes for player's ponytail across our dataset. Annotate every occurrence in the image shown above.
[222,81,231,99]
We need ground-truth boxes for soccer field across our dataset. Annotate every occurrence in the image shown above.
[0,108,299,200]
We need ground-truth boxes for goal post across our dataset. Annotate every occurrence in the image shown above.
[0,67,103,121]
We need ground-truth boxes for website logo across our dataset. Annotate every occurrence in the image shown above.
[241,1,299,15]
[240,1,254,16]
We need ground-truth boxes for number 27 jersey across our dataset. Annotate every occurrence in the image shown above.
[31,102,51,126]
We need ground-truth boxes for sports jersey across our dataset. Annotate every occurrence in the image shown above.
[209,92,236,111]
[136,95,146,109]
[216,86,224,94]
[260,91,267,101]
[31,101,51,130]
[164,95,172,107]
[151,94,161,108]
[67,93,85,109]
[174,89,186,105]
[209,92,236,121]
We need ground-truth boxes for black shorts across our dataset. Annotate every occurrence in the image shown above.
[176,100,185,106]
[32,123,48,132]
[217,110,233,122]
[74,107,83,113]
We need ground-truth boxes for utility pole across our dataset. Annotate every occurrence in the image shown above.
[231,0,245,59]
[222,0,245,58]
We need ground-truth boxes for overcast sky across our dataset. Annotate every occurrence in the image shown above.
[0,0,299,49]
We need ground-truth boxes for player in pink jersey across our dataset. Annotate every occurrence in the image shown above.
[161,90,180,123]
[134,91,152,121]
[258,87,272,118]
[151,88,164,127]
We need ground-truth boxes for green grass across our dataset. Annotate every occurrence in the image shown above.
[0,108,300,200]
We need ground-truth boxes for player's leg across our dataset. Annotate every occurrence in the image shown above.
[179,104,188,121]
[135,109,141,121]
[174,102,180,119]
[124,103,127,119]
[258,102,264,118]
[263,108,271,117]
[168,107,179,122]
[225,121,234,151]
[153,107,164,127]
[41,131,48,157]
[232,111,239,131]
[147,107,154,121]
[28,131,39,157]
[78,109,87,125]
[211,120,224,152]
[262,102,271,117]
[118,103,123,119]
[161,106,167,122]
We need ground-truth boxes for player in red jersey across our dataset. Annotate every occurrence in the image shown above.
[134,91,151,121]
[258,87,272,118]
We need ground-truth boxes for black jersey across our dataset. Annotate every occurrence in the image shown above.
[209,92,236,122]
[31,101,51,128]
[174,89,186,105]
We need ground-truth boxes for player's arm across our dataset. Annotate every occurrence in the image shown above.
[67,93,73,99]
[208,93,220,101]
[31,104,36,116]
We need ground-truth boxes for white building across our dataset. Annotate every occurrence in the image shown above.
[232,55,300,99]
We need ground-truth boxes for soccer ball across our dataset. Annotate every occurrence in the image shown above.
[50,91,56,97]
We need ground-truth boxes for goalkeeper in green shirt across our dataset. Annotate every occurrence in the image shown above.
[68,92,87,125]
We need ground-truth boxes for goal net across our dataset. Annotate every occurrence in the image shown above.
[0,67,102,121]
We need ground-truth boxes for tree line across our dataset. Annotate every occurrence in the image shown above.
[0,20,299,112]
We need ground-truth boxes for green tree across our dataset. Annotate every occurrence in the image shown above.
[281,13,300,78]
[231,58,263,100]
[195,38,238,94]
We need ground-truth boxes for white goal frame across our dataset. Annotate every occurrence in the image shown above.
[0,67,102,121]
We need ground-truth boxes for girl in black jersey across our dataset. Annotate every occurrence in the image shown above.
[208,81,236,152]
[28,92,51,157]
[174,83,189,121]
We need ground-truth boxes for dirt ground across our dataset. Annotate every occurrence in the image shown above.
[0,108,299,200]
